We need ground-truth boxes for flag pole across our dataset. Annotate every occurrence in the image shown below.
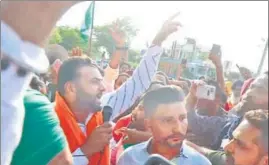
[88,1,95,56]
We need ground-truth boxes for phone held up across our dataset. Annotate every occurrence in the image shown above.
[196,85,216,101]
[210,44,221,56]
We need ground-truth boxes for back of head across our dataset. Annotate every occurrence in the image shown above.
[143,86,185,118]
[155,71,169,85]
[45,44,69,65]
[30,75,45,92]
[252,72,268,92]
[232,80,244,91]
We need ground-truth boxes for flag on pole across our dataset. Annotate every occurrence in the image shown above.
[80,1,95,42]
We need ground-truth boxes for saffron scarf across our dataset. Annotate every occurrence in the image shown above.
[55,92,110,165]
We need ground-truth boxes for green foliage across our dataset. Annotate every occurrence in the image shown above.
[49,28,62,44]
[94,17,139,55]
[48,17,140,64]
[58,26,87,51]
[128,49,141,64]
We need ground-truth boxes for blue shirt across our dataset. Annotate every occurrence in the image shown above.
[117,139,212,165]
[187,109,238,150]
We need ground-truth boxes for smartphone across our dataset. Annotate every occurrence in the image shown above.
[210,44,221,55]
[196,85,216,100]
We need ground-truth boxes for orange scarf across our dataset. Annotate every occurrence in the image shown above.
[55,92,110,165]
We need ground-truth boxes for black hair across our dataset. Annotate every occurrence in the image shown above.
[57,56,101,96]
[112,81,164,123]
[244,109,268,153]
[142,86,185,118]
[45,44,69,65]
[232,80,244,90]
[156,71,169,85]
[30,75,45,92]
[199,76,206,80]
[116,73,130,81]
[120,62,131,69]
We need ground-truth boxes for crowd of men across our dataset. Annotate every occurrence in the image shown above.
[1,2,268,165]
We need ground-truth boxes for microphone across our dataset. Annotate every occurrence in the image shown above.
[102,106,113,122]
[144,154,173,165]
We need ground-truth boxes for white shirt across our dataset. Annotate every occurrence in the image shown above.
[1,21,49,165]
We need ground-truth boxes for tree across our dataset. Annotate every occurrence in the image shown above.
[57,26,86,51]
[94,17,139,56]
[49,26,101,58]
[48,17,139,61]
[49,28,62,44]
[128,49,141,67]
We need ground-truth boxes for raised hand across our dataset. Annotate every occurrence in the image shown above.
[152,12,182,46]
[209,50,222,67]
[109,22,126,46]
[189,80,206,97]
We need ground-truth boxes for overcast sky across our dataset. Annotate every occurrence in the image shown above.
[57,1,268,72]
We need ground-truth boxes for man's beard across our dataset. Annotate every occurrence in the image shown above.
[75,88,102,113]
[161,132,186,148]
[224,152,235,165]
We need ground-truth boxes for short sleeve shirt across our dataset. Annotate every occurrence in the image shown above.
[11,89,67,165]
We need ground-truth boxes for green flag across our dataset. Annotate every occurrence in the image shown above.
[80,1,95,41]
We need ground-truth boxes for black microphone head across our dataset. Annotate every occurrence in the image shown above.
[102,106,113,122]
[144,154,173,165]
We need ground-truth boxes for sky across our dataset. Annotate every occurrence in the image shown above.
[57,1,268,72]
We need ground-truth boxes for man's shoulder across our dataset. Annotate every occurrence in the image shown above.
[24,89,51,108]
[118,141,148,165]
[204,151,227,165]
[123,141,147,156]
[183,143,212,164]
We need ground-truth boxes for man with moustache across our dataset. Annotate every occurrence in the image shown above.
[55,13,183,165]
[185,72,268,150]
[186,109,268,165]
[117,86,211,165]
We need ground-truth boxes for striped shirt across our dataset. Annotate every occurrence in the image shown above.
[101,45,163,120]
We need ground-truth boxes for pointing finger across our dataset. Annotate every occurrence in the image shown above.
[167,11,180,21]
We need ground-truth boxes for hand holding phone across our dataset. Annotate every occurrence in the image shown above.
[196,85,216,100]
[209,44,222,66]
[210,44,221,56]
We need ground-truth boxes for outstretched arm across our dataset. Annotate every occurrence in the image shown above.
[103,12,182,120]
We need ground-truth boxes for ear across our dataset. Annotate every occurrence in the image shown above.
[64,82,76,95]
[144,119,152,132]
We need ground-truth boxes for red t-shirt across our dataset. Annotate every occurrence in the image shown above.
[112,114,132,143]
[111,114,132,165]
